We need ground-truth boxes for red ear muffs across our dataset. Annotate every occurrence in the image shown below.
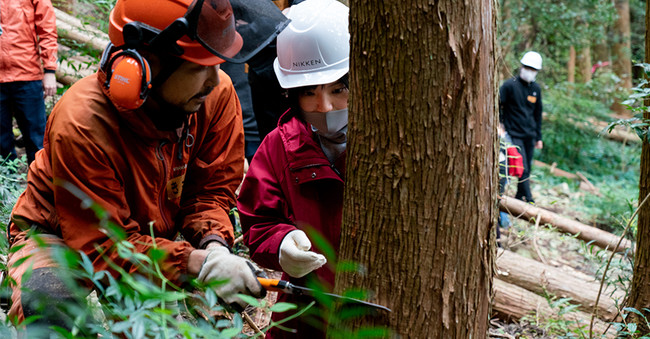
[100,45,152,110]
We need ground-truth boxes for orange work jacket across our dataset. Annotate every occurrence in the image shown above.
[9,71,244,286]
[0,0,58,82]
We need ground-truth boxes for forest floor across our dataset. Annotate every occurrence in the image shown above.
[487,173,632,339]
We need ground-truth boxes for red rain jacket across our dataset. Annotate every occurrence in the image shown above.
[238,109,344,338]
[0,0,58,82]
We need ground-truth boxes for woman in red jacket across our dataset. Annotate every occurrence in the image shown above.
[237,0,349,337]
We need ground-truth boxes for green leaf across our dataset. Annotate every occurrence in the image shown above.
[220,326,241,338]
[627,323,638,333]
[148,247,167,263]
[624,307,647,319]
[237,294,261,307]
[269,302,297,313]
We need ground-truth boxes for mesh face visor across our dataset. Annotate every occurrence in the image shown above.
[193,0,290,63]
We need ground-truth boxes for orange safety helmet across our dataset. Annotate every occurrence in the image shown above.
[101,0,289,110]
[109,0,290,66]
[109,0,241,66]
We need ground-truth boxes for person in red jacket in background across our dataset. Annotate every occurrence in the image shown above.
[6,0,288,335]
[237,0,349,337]
[0,0,58,164]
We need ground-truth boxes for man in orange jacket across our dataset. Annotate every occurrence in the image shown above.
[0,0,58,164]
[6,0,288,334]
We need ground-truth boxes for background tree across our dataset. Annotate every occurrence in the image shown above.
[498,0,614,83]
[626,0,650,332]
[611,0,633,116]
[613,0,632,90]
[333,1,497,337]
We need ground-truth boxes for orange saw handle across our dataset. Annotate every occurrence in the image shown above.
[257,278,289,293]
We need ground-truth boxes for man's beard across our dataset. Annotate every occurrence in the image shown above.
[145,90,194,131]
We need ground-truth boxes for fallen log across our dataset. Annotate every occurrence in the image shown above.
[493,279,617,338]
[532,160,601,195]
[542,113,640,145]
[590,118,641,145]
[533,160,579,180]
[499,196,632,252]
[54,8,109,52]
[56,56,96,86]
[496,249,624,321]
[55,45,98,85]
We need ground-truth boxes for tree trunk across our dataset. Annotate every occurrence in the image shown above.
[334,1,497,338]
[577,46,593,83]
[568,45,576,83]
[499,196,633,252]
[592,39,610,67]
[496,249,624,321]
[611,0,632,116]
[626,0,650,332]
[613,0,632,90]
[493,279,617,338]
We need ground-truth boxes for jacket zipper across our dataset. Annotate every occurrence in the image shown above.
[156,141,172,230]
[330,164,342,178]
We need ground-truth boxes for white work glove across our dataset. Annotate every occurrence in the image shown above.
[279,230,327,278]
[198,246,266,310]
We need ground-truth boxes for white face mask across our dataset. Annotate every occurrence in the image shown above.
[520,68,538,83]
[301,108,348,136]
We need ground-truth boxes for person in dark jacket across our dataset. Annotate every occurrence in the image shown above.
[237,0,349,337]
[221,62,261,162]
[246,0,305,142]
[499,51,544,204]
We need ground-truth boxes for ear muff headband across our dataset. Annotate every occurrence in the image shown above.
[100,43,152,110]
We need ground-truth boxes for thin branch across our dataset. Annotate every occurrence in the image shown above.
[589,192,650,338]
[243,312,265,338]
[531,212,548,265]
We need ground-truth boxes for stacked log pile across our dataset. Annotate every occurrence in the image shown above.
[54,8,108,85]
[497,197,632,338]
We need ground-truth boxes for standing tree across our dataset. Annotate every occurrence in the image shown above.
[612,0,633,116]
[626,0,650,333]
[333,1,497,337]
[613,0,633,90]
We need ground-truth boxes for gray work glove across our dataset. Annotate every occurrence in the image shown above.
[279,230,327,278]
[198,246,266,310]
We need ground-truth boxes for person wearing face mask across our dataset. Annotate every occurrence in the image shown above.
[237,0,348,337]
[499,51,544,204]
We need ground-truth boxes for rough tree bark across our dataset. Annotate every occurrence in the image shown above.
[333,1,496,338]
[626,0,650,332]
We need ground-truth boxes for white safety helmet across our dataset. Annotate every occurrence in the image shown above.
[520,51,543,70]
[273,0,349,89]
